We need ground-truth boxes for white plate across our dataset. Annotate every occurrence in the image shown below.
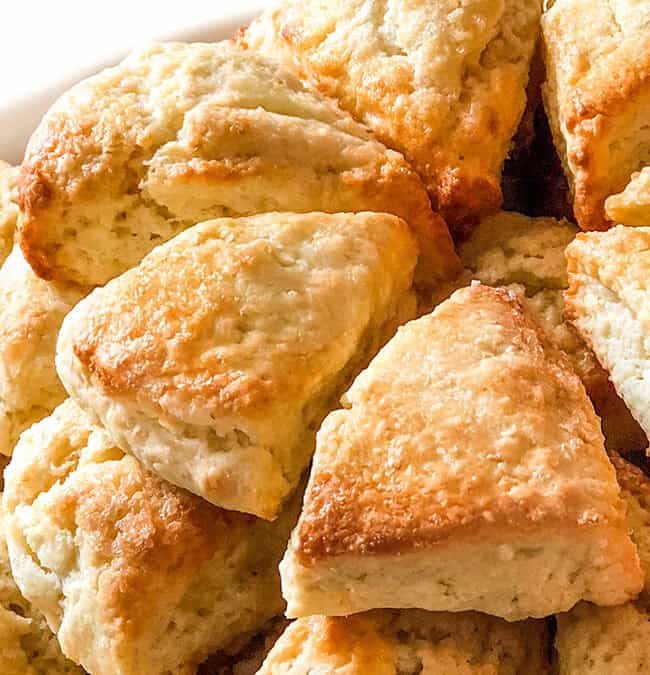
[0,4,262,163]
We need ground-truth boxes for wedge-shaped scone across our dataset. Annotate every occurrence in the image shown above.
[2,399,300,675]
[565,226,650,442]
[456,211,646,454]
[606,166,650,226]
[555,453,650,674]
[56,211,417,519]
[18,40,458,288]
[258,610,549,674]
[281,284,642,620]
[0,247,84,456]
[542,0,650,230]
[0,161,19,267]
[1,503,83,675]
[242,0,541,230]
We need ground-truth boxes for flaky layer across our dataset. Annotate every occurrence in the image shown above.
[282,284,641,619]
[2,400,298,675]
[242,0,541,231]
[259,610,549,674]
[606,166,650,226]
[18,41,457,287]
[542,0,650,229]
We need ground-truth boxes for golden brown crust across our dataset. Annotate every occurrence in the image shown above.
[242,0,541,233]
[542,0,650,230]
[296,284,628,563]
[17,41,458,287]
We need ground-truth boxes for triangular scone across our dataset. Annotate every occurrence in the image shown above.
[281,284,642,620]
[2,399,299,675]
[56,212,418,519]
[542,0,650,230]
[0,501,83,675]
[454,211,647,454]
[0,247,85,456]
[18,41,458,288]
[555,453,650,674]
[241,0,541,230]
[258,610,550,674]
[606,167,650,226]
[565,226,650,442]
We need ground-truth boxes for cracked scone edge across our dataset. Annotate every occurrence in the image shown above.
[17,40,458,288]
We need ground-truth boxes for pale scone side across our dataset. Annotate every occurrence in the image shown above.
[258,610,550,674]
[542,0,650,229]
[0,161,19,267]
[0,247,85,456]
[2,399,299,675]
[0,503,84,675]
[18,41,458,288]
[555,453,650,674]
[242,0,542,230]
[606,166,650,226]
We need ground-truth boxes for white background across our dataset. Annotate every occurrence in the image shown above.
[0,1,264,162]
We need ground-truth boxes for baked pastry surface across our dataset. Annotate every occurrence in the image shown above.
[17,41,458,288]
[0,161,19,267]
[281,283,642,619]
[542,0,650,229]
[0,247,84,456]
[0,503,83,675]
[555,453,650,674]
[455,211,646,453]
[56,211,417,519]
[2,399,299,675]
[258,610,549,674]
[606,166,650,226]
[565,226,650,441]
[242,0,541,231]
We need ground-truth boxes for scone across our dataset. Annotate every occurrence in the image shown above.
[457,211,646,454]
[56,211,417,519]
[565,226,650,442]
[542,0,650,230]
[280,284,642,620]
[2,399,300,675]
[555,453,650,674]
[258,610,549,674]
[241,0,541,230]
[0,247,85,456]
[606,166,650,226]
[0,503,83,675]
[18,40,458,288]
[0,161,19,266]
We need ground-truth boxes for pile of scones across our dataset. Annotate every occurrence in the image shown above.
[3,0,650,673]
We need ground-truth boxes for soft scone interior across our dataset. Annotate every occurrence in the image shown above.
[606,166,650,226]
[554,453,650,674]
[18,40,458,288]
[2,399,299,675]
[258,609,550,674]
[56,211,418,519]
[565,226,650,441]
[280,284,642,620]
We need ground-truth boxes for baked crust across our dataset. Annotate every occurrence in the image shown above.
[0,247,84,456]
[17,41,458,287]
[2,399,299,675]
[606,166,650,226]
[565,226,650,440]
[241,0,541,232]
[56,211,418,519]
[542,0,650,230]
[281,284,642,619]
[258,610,550,674]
